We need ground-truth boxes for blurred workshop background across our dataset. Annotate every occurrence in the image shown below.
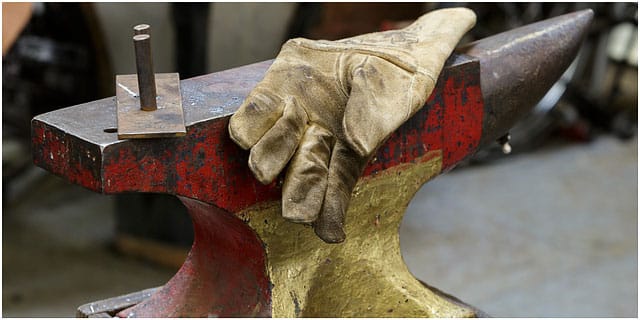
[3,2,637,317]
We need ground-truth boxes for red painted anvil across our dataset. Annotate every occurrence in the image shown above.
[32,10,592,318]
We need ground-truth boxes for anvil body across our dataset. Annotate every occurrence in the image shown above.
[31,10,592,318]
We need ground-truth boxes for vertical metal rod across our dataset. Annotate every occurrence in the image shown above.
[133,24,151,35]
[133,34,157,111]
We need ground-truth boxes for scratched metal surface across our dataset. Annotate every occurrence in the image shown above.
[116,73,186,139]
[32,60,273,146]
[459,9,594,147]
[31,10,594,202]
[32,55,482,212]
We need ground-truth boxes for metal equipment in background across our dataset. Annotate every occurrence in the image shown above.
[2,3,112,206]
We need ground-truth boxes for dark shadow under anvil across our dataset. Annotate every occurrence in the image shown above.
[31,10,592,318]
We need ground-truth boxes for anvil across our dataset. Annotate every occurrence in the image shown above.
[31,10,592,318]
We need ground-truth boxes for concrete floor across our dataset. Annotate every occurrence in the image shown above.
[401,135,638,317]
[2,134,637,317]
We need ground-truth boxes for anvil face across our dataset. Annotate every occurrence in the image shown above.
[31,10,594,212]
[32,9,593,318]
[31,55,482,213]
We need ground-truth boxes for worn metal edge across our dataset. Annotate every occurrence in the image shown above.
[76,287,161,318]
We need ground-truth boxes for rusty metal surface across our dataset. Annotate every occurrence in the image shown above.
[458,9,594,147]
[32,10,594,192]
[115,73,186,139]
[33,56,480,213]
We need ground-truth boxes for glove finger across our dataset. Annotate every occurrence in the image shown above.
[343,55,427,158]
[229,87,283,150]
[313,141,368,243]
[282,124,334,223]
[249,96,308,184]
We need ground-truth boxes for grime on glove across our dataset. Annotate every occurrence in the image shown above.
[229,8,477,243]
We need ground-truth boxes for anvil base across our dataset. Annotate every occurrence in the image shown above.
[78,153,486,318]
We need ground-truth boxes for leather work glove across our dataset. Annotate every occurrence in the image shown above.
[229,8,476,243]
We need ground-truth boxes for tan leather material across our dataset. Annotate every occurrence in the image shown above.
[248,97,309,184]
[282,124,334,223]
[312,141,369,243]
[229,8,477,243]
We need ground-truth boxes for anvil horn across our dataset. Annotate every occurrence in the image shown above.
[460,9,594,147]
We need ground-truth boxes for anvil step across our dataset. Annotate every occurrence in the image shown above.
[31,9,592,318]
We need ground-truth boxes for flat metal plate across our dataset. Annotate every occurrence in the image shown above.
[116,73,186,139]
